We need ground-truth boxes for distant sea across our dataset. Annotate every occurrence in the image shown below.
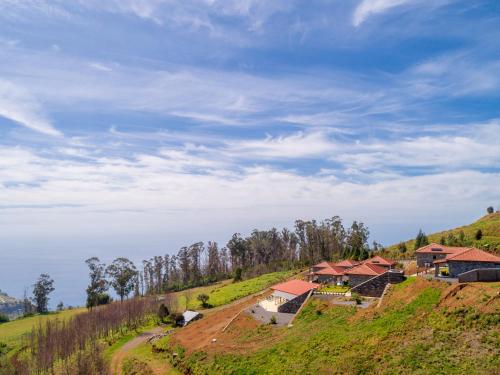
[0,252,148,309]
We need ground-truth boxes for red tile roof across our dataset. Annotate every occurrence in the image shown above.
[363,255,396,266]
[415,243,470,255]
[434,248,500,264]
[314,266,346,276]
[271,279,320,296]
[312,261,337,269]
[334,259,361,268]
[344,263,387,276]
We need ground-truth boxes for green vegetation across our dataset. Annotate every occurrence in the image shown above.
[386,213,500,258]
[318,285,349,293]
[177,270,298,310]
[122,340,181,375]
[178,278,499,374]
[0,308,85,348]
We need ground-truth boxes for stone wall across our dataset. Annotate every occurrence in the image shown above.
[351,271,405,297]
[348,274,373,288]
[458,268,500,282]
[278,291,309,314]
[449,261,500,278]
[416,252,448,267]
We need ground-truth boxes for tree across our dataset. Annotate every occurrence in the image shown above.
[475,229,483,240]
[414,229,429,251]
[0,313,9,323]
[32,274,55,313]
[106,258,138,302]
[158,303,169,322]
[85,257,108,309]
[233,267,242,282]
[487,206,494,214]
[397,242,407,254]
[439,236,446,245]
[56,301,64,311]
[197,293,210,308]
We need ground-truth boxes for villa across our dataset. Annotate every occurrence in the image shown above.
[260,279,319,313]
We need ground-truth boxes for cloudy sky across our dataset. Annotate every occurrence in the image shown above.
[1,0,499,302]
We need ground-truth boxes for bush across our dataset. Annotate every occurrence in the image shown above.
[233,267,243,282]
[197,293,210,308]
[170,313,185,327]
[351,293,362,305]
[0,313,9,323]
[158,303,169,322]
[269,315,277,325]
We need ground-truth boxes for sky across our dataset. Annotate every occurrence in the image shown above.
[0,0,499,306]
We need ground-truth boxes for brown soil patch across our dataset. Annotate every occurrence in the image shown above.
[170,291,270,355]
[439,282,500,314]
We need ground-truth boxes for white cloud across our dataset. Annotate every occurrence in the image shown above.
[0,79,62,136]
[226,131,335,159]
[353,0,412,27]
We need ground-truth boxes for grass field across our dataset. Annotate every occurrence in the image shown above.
[386,212,500,258]
[0,308,86,348]
[175,270,299,310]
[179,278,500,374]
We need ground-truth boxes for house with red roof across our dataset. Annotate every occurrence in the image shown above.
[344,263,387,287]
[415,243,470,267]
[260,279,320,313]
[313,265,347,284]
[363,255,396,269]
[433,247,500,278]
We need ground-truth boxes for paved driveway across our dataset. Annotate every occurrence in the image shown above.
[245,304,294,327]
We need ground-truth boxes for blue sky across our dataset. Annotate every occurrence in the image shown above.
[1,0,500,303]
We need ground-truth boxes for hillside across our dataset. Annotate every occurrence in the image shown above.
[173,278,500,374]
[385,212,500,258]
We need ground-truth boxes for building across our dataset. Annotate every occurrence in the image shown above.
[433,248,500,278]
[182,310,202,326]
[363,255,396,269]
[344,263,387,287]
[334,259,361,269]
[260,279,320,313]
[415,243,470,268]
[313,266,347,284]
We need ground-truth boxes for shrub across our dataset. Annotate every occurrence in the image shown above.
[197,293,210,308]
[0,313,9,323]
[351,293,362,305]
[158,303,169,322]
[233,267,243,282]
[170,313,185,327]
[269,315,277,325]
[475,229,483,240]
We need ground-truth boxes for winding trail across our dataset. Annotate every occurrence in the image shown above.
[109,326,165,375]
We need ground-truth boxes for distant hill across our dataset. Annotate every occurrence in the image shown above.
[0,290,24,318]
[385,212,500,259]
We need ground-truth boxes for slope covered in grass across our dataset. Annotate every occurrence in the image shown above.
[178,278,500,374]
[386,212,500,258]
[0,308,86,348]
[175,270,299,310]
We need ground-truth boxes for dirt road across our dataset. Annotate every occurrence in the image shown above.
[109,326,165,375]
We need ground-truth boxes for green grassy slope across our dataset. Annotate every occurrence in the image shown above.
[386,212,500,258]
[175,270,299,310]
[178,278,500,375]
[0,308,86,348]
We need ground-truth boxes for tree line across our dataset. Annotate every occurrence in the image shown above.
[83,215,373,306]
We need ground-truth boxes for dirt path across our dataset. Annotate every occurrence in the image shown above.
[170,290,271,354]
[109,326,165,375]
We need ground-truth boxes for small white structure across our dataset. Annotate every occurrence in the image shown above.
[182,310,201,326]
[260,279,320,313]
